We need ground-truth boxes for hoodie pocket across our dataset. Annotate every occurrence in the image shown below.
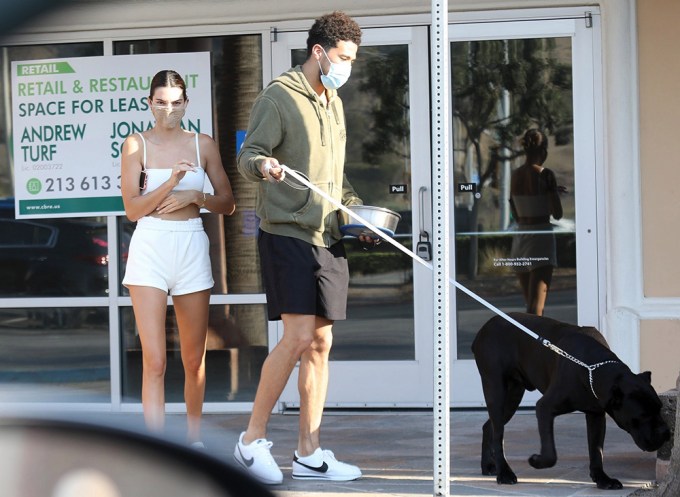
[264,181,338,233]
[293,182,339,233]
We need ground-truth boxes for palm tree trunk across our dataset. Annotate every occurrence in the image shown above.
[218,35,267,346]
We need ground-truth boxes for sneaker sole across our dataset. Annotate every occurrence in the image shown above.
[234,454,283,485]
[291,473,361,481]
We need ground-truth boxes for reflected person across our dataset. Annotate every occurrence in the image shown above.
[509,129,563,316]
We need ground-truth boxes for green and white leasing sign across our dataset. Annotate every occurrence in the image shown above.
[11,52,212,218]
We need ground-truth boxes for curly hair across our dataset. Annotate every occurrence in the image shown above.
[149,70,187,101]
[306,11,362,57]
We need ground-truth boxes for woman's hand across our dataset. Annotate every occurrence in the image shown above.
[156,190,199,214]
[169,159,197,186]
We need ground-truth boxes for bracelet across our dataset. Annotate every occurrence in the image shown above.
[200,192,207,208]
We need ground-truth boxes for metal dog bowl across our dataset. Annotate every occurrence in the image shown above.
[339,205,401,239]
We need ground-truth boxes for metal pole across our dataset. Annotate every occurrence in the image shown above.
[431,0,451,495]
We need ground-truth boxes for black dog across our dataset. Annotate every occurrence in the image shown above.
[471,312,670,490]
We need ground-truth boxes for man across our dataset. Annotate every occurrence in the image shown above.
[235,11,371,485]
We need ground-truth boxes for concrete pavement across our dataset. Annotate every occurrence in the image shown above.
[199,409,660,497]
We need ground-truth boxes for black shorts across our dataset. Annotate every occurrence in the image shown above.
[258,230,349,321]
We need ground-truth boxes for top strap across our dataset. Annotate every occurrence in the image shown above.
[195,133,202,169]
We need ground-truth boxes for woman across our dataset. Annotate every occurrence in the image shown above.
[509,129,563,316]
[120,70,235,445]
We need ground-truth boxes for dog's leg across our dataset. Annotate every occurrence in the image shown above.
[481,419,496,475]
[528,394,559,469]
[586,412,622,489]
[483,377,524,484]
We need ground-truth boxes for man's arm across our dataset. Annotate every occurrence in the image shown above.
[237,95,283,182]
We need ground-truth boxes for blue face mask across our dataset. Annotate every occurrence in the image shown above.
[318,47,352,90]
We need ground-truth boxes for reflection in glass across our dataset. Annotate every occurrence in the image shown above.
[293,45,415,361]
[451,38,577,359]
[0,214,110,297]
[120,304,268,403]
[0,307,110,402]
[114,35,264,296]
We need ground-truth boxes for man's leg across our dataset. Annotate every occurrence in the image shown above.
[290,314,362,481]
[243,313,317,444]
[297,316,333,456]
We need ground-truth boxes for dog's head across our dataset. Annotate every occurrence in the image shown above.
[605,371,671,452]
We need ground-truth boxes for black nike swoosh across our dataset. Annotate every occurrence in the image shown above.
[237,445,254,467]
[295,459,329,473]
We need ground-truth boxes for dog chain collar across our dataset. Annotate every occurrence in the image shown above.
[586,360,620,399]
[541,339,619,399]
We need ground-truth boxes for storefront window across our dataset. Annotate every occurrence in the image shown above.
[120,304,267,403]
[0,43,111,402]
[451,37,577,358]
[0,43,106,298]
[0,213,110,297]
[0,307,110,402]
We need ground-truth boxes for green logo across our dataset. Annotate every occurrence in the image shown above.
[16,61,75,76]
[26,178,42,195]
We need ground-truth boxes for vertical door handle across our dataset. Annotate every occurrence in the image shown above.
[417,186,432,261]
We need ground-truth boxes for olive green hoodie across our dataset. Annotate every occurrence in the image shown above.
[237,65,362,248]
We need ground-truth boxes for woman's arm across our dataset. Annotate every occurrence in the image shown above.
[200,134,236,215]
[120,134,178,222]
[543,168,563,220]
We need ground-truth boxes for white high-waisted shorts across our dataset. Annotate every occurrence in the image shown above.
[122,217,213,296]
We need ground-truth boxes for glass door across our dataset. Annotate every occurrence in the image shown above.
[271,27,434,406]
[449,16,602,406]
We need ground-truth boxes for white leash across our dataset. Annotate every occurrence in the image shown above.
[278,164,618,399]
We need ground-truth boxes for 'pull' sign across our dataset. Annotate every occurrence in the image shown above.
[458,182,477,193]
[390,184,407,194]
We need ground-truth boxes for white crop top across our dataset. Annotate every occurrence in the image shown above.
[138,132,206,194]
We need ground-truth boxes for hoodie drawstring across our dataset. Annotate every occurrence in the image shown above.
[313,101,326,147]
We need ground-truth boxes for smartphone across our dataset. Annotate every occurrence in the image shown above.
[139,170,147,190]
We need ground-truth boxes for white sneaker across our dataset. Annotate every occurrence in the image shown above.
[292,448,362,481]
[233,432,283,485]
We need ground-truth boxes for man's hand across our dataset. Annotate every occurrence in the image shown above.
[260,158,285,183]
[358,233,382,250]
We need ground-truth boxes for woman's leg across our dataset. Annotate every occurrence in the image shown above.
[526,266,554,316]
[128,285,169,432]
[173,289,211,443]
[517,272,531,310]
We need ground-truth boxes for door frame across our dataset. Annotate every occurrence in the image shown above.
[448,13,605,407]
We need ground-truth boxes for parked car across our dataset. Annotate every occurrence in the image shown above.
[0,199,123,297]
